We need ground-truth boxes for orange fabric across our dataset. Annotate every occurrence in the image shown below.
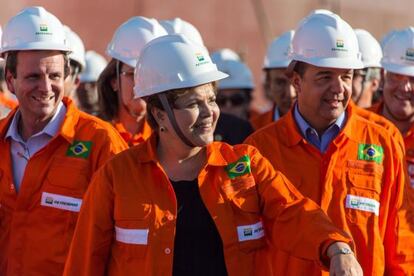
[0,97,128,276]
[113,120,152,147]
[0,93,18,110]
[244,105,406,275]
[250,106,275,130]
[63,136,352,276]
[368,100,414,274]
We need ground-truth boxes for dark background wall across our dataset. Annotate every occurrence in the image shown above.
[1,0,413,110]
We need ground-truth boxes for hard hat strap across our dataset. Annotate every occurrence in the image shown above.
[158,93,196,148]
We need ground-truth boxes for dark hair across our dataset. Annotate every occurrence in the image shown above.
[97,59,119,121]
[144,82,217,130]
[293,61,308,77]
[5,50,71,79]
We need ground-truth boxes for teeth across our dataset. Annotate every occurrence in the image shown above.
[32,95,53,102]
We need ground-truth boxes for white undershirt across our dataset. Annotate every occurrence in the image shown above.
[5,102,66,192]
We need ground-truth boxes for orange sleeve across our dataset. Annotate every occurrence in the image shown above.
[63,167,115,276]
[384,138,411,275]
[91,123,128,171]
[249,147,353,266]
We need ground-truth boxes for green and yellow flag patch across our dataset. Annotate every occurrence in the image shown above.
[358,144,383,164]
[225,155,251,179]
[66,141,92,159]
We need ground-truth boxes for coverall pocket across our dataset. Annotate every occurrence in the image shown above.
[45,156,90,197]
[223,176,260,213]
[114,197,153,259]
[345,161,382,225]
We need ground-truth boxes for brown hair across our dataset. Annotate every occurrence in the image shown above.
[97,59,118,121]
[5,50,71,79]
[144,82,217,130]
[293,61,308,78]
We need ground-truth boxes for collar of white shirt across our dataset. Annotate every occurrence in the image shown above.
[5,101,66,143]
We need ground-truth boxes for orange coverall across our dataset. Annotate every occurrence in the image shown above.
[250,105,275,130]
[245,105,406,275]
[0,97,128,276]
[113,120,152,147]
[63,137,352,276]
[369,101,414,274]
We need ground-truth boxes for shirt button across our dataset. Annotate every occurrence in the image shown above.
[164,248,171,254]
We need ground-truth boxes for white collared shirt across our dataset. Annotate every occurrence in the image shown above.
[5,102,66,192]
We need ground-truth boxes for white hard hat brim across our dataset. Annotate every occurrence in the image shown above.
[263,60,291,70]
[107,49,138,68]
[382,61,414,77]
[134,70,229,98]
[0,41,71,54]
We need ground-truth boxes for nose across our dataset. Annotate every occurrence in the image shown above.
[38,77,51,92]
[200,101,214,118]
[331,77,346,95]
[402,78,414,93]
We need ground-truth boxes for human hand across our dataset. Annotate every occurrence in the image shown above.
[327,242,363,276]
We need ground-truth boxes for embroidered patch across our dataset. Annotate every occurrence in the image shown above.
[237,221,265,242]
[66,141,92,159]
[345,194,380,216]
[115,226,149,245]
[357,144,383,164]
[40,192,82,212]
[225,155,251,179]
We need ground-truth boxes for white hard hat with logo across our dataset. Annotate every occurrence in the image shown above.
[106,16,167,68]
[288,11,363,71]
[354,29,382,68]
[211,48,240,64]
[160,18,204,46]
[380,29,398,50]
[264,30,294,69]
[79,51,108,83]
[1,6,70,55]
[134,34,228,98]
[381,27,414,77]
[215,59,254,90]
[64,25,86,70]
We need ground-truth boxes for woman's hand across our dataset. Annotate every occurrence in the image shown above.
[327,242,363,276]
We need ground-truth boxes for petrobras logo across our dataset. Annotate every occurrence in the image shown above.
[237,221,265,242]
[405,48,414,61]
[36,23,53,36]
[195,52,209,67]
[345,194,379,216]
[40,192,82,212]
[332,39,348,52]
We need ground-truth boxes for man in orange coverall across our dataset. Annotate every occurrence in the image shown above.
[0,6,127,276]
[368,27,414,274]
[245,10,407,275]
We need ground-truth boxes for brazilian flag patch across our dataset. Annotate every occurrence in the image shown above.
[66,141,92,159]
[225,155,251,179]
[357,144,384,164]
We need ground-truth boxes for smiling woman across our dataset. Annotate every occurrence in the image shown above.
[63,34,359,276]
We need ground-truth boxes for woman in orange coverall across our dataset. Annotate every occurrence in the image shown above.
[63,34,363,276]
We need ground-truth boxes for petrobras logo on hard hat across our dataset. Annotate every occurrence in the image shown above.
[405,48,414,61]
[195,52,210,66]
[332,39,347,52]
[36,23,53,36]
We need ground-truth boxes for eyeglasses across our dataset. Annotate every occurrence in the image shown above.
[216,94,249,106]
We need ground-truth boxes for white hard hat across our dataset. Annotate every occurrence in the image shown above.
[79,51,108,83]
[134,34,228,98]
[1,6,70,54]
[354,29,382,68]
[211,48,240,64]
[64,25,86,70]
[380,29,398,50]
[215,59,254,90]
[160,18,204,45]
[381,27,414,77]
[106,16,167,68]
[264,30,294,69]
[289,11,363,70]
